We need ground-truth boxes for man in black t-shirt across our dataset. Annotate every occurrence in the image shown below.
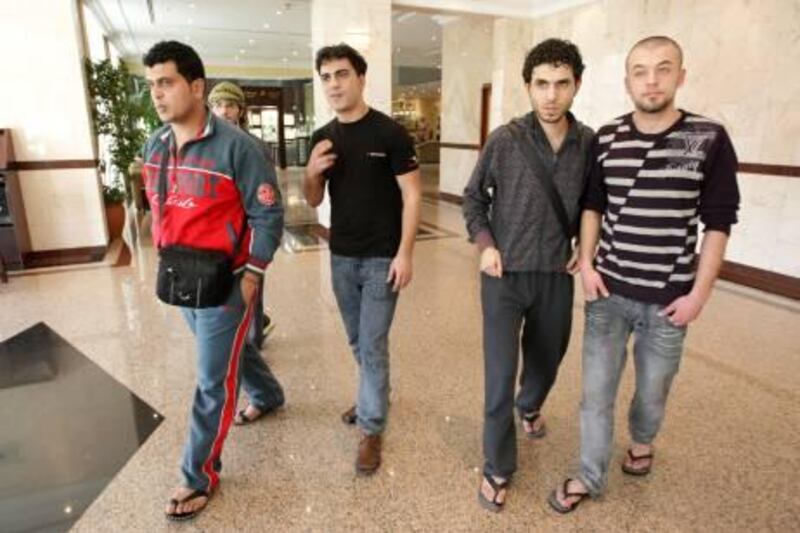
[304,43,421,476]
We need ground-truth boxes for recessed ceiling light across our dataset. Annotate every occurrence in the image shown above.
[239,49,246,54]
[282,57,289,62]
[276,10,283,15]
[292,50,298,56]
[263,22,270,29]
[431,35,437,41]
[249,39,255,45]
[188,2,195,8]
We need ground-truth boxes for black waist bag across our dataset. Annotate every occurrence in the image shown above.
[156,245,235,309]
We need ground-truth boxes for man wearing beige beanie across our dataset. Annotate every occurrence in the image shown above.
[208,80,283,426]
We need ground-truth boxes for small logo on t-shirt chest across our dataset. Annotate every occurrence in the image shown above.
[366,152,387,158]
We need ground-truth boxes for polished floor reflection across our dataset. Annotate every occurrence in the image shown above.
[0,323,162,533]
[0,167,797,531]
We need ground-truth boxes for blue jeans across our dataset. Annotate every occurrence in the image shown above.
[180,277,284,492]
[578,294,687,496]
[330,254,399,435]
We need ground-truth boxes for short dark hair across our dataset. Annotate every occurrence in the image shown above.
[143,40,205,82]
[626,35,683,69]
[522,38,585,84]
[315,43,368,76]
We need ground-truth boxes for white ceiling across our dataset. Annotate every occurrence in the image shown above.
[85,0,595,74]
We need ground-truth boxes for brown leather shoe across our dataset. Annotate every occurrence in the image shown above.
[356,433,382,475]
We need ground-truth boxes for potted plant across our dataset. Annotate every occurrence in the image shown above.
[85,59,158,209]
[103,178,126,241]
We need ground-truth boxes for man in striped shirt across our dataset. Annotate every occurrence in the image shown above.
[549,36,740,513]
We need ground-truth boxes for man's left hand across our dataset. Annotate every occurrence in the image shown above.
[387,253,413,292]
[240,272,261,306]
[659,292,705,327]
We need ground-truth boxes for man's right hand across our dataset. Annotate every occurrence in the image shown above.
[580,263,610,301]
[480,247,503,278]
[306,139,336,179]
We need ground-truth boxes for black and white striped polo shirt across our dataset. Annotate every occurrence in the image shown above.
[582,111,740,305]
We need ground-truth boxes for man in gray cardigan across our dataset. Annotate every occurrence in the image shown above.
[463,38,594,512]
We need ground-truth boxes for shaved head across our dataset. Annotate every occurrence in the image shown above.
[626,36,683,71]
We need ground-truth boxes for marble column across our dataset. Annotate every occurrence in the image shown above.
[439,15,493,197]
[489,18,535,131]
[309,0,392,227]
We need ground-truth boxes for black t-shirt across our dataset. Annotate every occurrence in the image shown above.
[310,108,419,257]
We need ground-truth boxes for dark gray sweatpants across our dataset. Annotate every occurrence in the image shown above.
[481,271,574,478]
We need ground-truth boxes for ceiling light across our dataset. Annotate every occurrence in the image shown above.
[188,2,195,8]
[249,39,255,45]
[431,35,437,41]
[187,18,194,24]
[239,49,246,54]
[263,22,270,29]
[292,50,298,56]
[276,10,283,15]
[282,57,289,62]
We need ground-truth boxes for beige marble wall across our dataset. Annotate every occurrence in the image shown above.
[439,16,494,196]
[489,18,534,130]
[310,0,392,125]
[309,0,392,226]
[18,169,107,251]
[0,0,107,251]
[477,0,800,277]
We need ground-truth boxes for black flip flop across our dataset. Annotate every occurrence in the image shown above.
[548,478,589,514]
[521,411,547,439]
[478,475,509,513]
[622,448,654,476]
[165,488,209,521]
[341,405,357,425]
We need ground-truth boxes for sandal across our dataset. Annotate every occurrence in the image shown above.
[521,411,547,439]
[622,448,654,476]
[548,478,589,514]
[165,488,209,521]
[234,402,283,426]
[341,405,357,425]
[477,475,509,513]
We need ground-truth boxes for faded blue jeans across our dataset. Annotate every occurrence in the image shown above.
[578,294,687,496]
[331,254,399,435]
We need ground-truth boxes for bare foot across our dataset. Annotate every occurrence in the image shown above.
[480,475,508,506]
[165,486,208,518]
[234,404,263,425]
[623,442,654,472]
[553,478,588,509]
[522,413,545,435]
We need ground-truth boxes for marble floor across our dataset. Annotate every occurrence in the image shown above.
[0,166,798,532]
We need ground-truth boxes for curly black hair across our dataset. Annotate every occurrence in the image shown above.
[522,38,584,84]
[315,43,368,76]
[143,40,205,83]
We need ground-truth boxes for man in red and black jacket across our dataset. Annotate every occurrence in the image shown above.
[141,41,284,521]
